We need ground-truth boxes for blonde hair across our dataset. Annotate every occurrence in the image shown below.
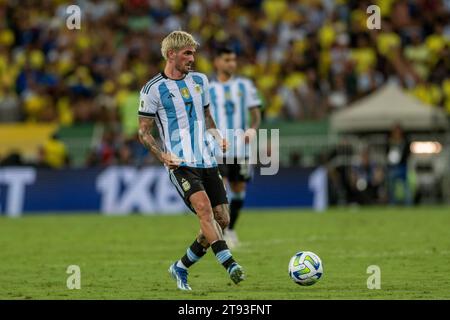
[161,31,199,60]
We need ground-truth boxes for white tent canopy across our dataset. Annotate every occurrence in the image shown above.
[330,83,449,133]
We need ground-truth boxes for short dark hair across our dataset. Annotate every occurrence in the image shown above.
[214,46,236,57]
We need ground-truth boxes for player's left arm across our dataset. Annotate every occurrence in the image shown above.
[245,106,261,144]
[245,79,262,143]
[204,106,228,152]
[248,106,261,131]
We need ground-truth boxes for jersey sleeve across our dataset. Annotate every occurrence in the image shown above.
[202,74,211,108]
[138,86,158,118]
[245,79,261,109]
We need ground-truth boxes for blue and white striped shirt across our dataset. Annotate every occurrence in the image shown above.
[209,76,261,159]
[138,71,217,168]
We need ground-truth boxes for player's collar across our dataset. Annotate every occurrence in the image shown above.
[161,71,187,81]
[216,74,235,84]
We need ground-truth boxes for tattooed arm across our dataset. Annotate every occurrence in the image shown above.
[138,116,181,169]
[138,117,162,161]
[204,106,228,152]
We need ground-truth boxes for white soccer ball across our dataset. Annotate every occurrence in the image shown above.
[288,251,323,286]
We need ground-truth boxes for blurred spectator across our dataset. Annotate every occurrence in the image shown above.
[289,151,302,167]
[34,145,52,169]
[309,152,328,212]
[96,130,118,166]
[41,133,69,169]
[328,73,348,110]
[126,134,152,166]
[84,148,101,167]
[347,148,387,205]
[0,151,24,166]
[116,143,132,165]
[386,124,412,205]
[326,137,354,204]
[0,80,21,121]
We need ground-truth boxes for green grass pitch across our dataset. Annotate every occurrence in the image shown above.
[1,207,449,300]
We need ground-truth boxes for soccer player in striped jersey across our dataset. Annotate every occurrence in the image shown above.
[137,31,245,291]
[209,47,262,248]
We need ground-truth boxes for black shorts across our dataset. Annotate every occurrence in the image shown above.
[218,160,252,182]
[168,166,228,214]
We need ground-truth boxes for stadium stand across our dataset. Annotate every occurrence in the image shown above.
[0,123,58,160]
[0,0,449,204]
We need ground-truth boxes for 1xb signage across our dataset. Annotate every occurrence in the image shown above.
[0,168,35,216]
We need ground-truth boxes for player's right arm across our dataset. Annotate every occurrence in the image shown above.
[137,116,163,162]
[138,84,181,169]
[138,117,181,169]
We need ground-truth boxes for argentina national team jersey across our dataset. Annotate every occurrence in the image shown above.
[138,72,217,168]
[209,76,261,159]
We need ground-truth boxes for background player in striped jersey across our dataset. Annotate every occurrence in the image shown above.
[209,47,262,248]
[137,31,245,290]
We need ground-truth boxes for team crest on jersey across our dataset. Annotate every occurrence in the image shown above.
[180,87,191,99]
[194,84,202,94]
[181,178,191,192]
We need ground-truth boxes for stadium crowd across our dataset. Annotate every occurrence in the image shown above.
[0,0,449,175]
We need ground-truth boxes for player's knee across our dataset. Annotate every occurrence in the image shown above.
[194,200,213,217]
